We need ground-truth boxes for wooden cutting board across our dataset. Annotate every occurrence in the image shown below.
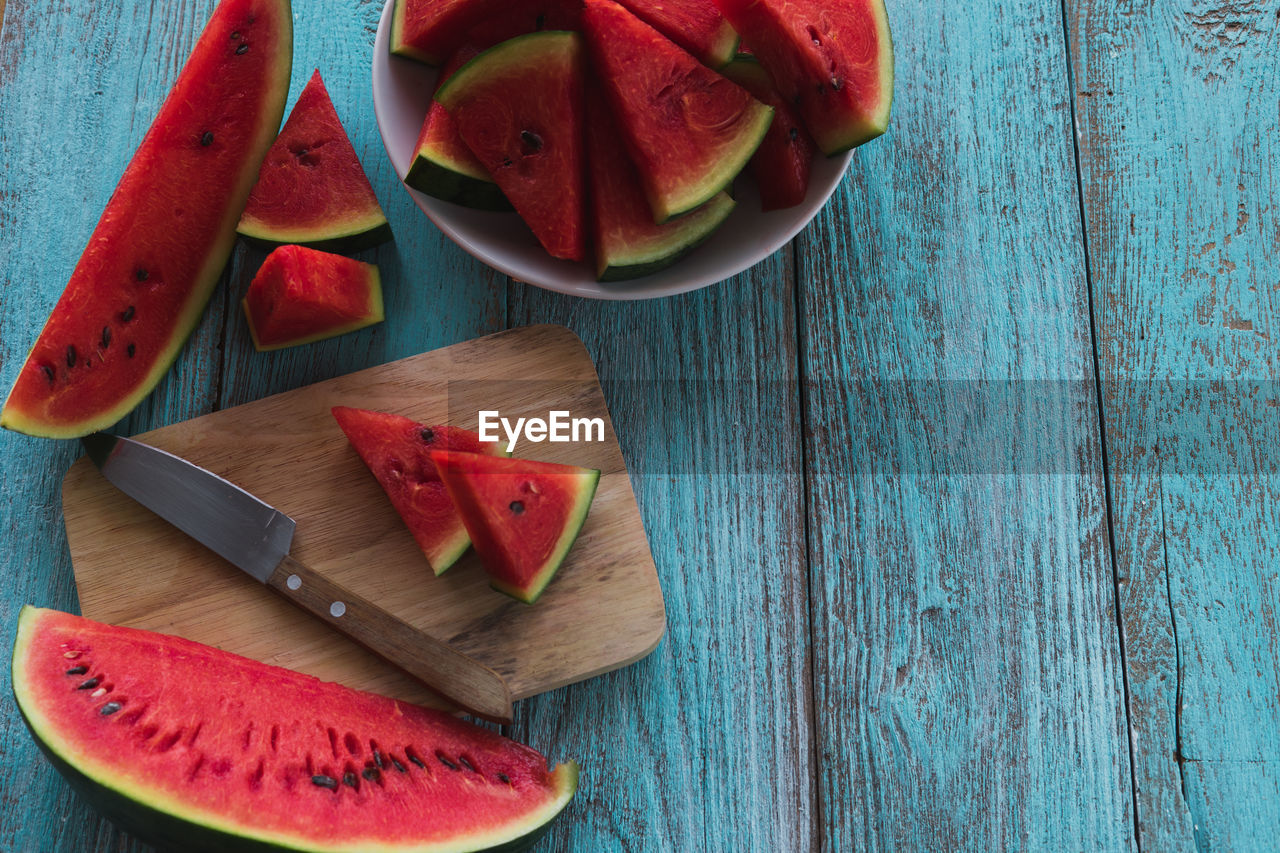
[61,325,665,707]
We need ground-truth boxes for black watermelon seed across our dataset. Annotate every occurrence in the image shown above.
[437,754,459,771]
[41,365,56,384]
[342,771,357,788]
[830,76,842,91]
[127,344,136,358]
[77,678,99,690]
[136,268,149,282]
[419,428,435,443]
[65,666,88,675]
[501,156,513,168]
[509,500,525,515]
[121,305,136,322]
[372,749,384,769]
[200,131,214,147]
[497,773,511,784]
[100,702,122,716]
[66,346,77,368]
[311,774,337,790]
[101,326,112,348]
[362,766,380,782]
[535,13,546,28]
[391,757,406,772]
[458,755,476,773]
[521,130,543,152]
[408,751,426,769]
[236,42,249,55]
[230,30,240,40]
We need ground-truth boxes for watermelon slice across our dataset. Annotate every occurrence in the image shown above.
[238,70,392,252]
[435,32,587,262]
[332,407,507,574]
[615,0,739,67]
[404,46,512,210]
[722,54,817,210]
[13,606,577,852]
[391,0,580,65]
[583,0,772,222]
[0,0,292,439]
[432,449,600,604]
[712,0,894,154]
[242,246,383,351]
[587,83,736,280]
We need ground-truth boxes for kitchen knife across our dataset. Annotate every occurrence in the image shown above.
[80,432,513,724]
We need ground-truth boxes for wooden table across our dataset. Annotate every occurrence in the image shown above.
[1,1,1276,850]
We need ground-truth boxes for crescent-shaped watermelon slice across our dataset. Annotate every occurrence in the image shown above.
[0,0,292,438]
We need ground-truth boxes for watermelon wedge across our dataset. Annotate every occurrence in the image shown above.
[435,32,587,261]
[242,246,383,351]
[722,54,817,210]
[391,0,580,65]
[583,0,772,222]
[432,450,600,604]
[615,0,739,67]
[404,46,512,210]
[587,84,735,281]
[332,407,507,574]
[713,0,894,154]
[13,606,577,852]
[0,0,292,439]
[238,70,392,252]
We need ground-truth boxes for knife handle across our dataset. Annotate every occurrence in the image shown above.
[266,554,513,724]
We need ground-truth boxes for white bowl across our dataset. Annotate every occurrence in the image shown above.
[370,2,852,300]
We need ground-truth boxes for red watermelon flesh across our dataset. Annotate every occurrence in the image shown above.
[0,0,292,439]
[332,407,506,574]
[12,606,577,852]
[583,0,773,222]
[432,450,600,604]
[238,70,391,252]
[722,55,816,210]
[391,0,581,65]
[712,0,893,154]
[435,32,587,261]
[614,0,739,67]
[242,246,383,351]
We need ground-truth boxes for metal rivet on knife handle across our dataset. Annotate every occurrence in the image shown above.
[330,601,346,618]
[286,574,301,590]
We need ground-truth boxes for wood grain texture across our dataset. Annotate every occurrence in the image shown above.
[1065,0,1280,848]
[797,0,1134,849]
[507,250,816,851]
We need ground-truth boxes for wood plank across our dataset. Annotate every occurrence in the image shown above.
[798,0,1134,848]
[1065,1,1280,848]
[506,250,815,850]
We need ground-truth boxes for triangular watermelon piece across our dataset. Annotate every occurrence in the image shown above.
[434,32,587,261]
[722,54,817,210]
[431,450,600,604]
[238,70,391,253]
[615,0,739,67]
[582,0,772,222]
[332,408,507,575]
[243,246,383,351]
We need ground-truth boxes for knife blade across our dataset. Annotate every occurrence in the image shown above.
[80,432,513,723]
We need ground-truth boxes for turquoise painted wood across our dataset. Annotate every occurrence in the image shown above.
[2,0,1280,850]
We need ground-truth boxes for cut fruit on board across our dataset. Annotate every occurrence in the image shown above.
[331,406,508,575]
[713,0,893,154]
[404,45,512,210]
[238,69,392,252]
[435,32,587,261]
[12,606,578,853]
[0,0,292,439]
[391,0,580,65]
[614,0,739,67]
[241,245,383,351]
[582,0,773,223]
[433,449,600,604]
[722,53,817,211]
[586,82,736,281]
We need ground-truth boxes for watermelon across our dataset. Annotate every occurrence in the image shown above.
[238,70,392,252]
[404,46,512,211]
[587,84,735,280]
[721,54,817,210]
[435,32,587,262]
[432,450,599,604]
[12,606,577,852]
[614,0,739,67]
[583,0,772,223]
[0,0,292,439]
[391,0,580,65]
[712,0,894,154]
[332,407,507,574]
[242,246,383,351]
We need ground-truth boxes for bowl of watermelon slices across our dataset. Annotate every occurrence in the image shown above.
[371,0,892,300]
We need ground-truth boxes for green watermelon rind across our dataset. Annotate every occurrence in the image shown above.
[598,191,736,282]
[432,31,579,112]
[11,606,580,853]
[705,21,741,68]
[236,216,395,254]
[389,0,439,64]
[242,264,385,352]
[489,468,600,605]
[404,152,513,212]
